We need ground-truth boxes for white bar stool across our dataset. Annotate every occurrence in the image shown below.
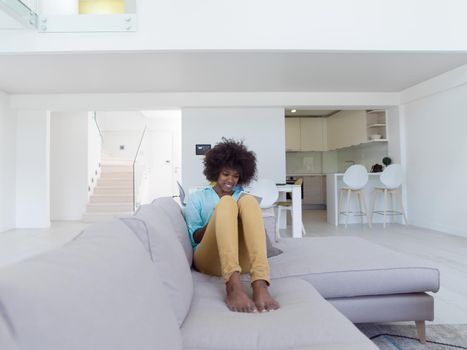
[371,164,408,228]
[276,178,306,241]
[339,165,372,228]
[249,178,280,239]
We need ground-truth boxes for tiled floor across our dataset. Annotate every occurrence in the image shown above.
[0,221,87,267]
[1,210,467,324]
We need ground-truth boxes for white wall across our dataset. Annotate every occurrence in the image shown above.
[97,111,146,131]
[97,111,146,160]
[386,106,402,163]
[50,112,89,220]
[10,92,400,112]
[144,110,182,192]
[181,108,286,191]
[0,91,16,232]
[16,110,50,228]
[101,131,142,160]
[2,0,467,52]
[402,83,467,237]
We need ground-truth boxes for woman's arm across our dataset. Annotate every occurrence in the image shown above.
[193,225,207,244]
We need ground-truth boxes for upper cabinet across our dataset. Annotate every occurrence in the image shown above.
[366,110,387,142]
[285,117,301,151]
[326,110,367,150]
[285,117,327,152]
[300,118,327,151]
[285,110,388,152]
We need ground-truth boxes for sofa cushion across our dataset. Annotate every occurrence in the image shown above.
[151,197,193,264]
[0,311,18,350]
[270,236,440,298]
[132,205,194,326]
[265,232,283,257]
[0,219,182,350]
[181,277,377,350]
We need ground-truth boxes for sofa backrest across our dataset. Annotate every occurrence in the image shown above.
[0,219,182,350]
[131,200,194,326]
[150,197,193,264]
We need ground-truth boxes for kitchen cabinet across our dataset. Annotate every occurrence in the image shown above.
[303,175,326,205]
[366,110,387,142]
[286,109,388,152]
[300,118,327,151]
[285,117,301,151]
[285,117,326,152]
[326,110,367,150]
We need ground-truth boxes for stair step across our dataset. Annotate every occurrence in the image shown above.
[82,211,134,222]
[99,172,133,180]
[97,179,133,186]
[90,194,133,203]
[87,203,133,213]
[95,184,132,189]
[100,165,133,173]
[93,188,133,195]
[100,158,132,164]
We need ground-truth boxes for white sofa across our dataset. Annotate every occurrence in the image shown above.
[0,197,439,350]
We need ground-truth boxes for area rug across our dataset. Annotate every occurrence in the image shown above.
[357,324,467,350]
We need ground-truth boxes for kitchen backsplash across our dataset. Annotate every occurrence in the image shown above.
[286,142,388,174]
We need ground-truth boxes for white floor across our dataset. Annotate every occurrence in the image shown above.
[1,210,467,324]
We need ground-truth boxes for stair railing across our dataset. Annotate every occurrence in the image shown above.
[88,111,103,197]
[92,111,104,143]
[133,126,148,211]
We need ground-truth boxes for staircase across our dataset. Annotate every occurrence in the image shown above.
[82,157,134,222]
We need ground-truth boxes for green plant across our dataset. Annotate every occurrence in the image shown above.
[382,157,392,166]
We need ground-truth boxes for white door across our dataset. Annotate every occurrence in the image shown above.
[142,131,174,203]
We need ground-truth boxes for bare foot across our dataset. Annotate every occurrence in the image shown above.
[252,280,280,312]
[226,272,257,313]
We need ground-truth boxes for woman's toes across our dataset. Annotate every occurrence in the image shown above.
[255,302,265,312]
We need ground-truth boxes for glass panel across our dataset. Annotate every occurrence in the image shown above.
[0,0,38,28]
[20,0,39,13]
[133,127,149,211]
[79,0,125,15]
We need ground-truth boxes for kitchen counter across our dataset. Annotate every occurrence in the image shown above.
[326,173,403,226]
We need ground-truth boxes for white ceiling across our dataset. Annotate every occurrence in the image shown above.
[1,52,467,94]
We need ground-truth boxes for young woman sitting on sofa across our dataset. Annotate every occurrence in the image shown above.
[184,138,280,313]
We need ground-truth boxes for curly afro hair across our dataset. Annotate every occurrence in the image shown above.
[203,138,257,186]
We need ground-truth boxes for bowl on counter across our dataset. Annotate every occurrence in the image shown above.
[370,134,382,140]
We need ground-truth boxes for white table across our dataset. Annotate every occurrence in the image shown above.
[276,184,303,238]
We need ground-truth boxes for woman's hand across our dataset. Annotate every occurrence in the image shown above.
[193,225,208,243]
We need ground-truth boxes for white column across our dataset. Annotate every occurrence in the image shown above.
[50,112,89,221]
[16,110,50,228]
[0,91,16,233]
[40,0,79,15]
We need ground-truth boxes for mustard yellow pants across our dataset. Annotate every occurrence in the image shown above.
[193,195,270,284]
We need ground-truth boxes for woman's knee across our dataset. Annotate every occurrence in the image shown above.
[217,195,238,211]
[238,194,259,208]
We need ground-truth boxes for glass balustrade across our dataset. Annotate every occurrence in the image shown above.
[0,0,137,32]
[0,0,38,28]
[133,126,149,211]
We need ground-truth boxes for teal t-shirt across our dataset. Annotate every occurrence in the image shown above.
[184,185,243,249]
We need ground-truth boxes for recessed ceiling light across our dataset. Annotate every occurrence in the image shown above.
[291,109,297,113]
